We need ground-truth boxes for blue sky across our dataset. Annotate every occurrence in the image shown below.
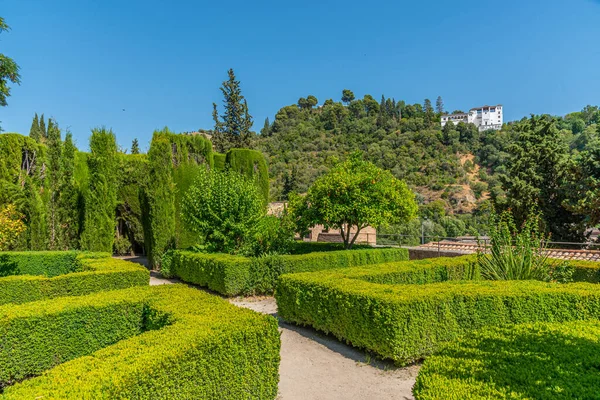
[1,0,599,151]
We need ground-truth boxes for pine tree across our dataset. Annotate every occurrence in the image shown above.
[377,95,386,127]
[261,117,271,136]
[58,132,79,249]
[436,96,444,114]
[39,114,47,143]
[131,138,140,154]
[29,113,41,142]
[212,68,253,152]
[46,118,62,249]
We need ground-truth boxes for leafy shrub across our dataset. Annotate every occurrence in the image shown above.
[241,215,296,257]
[0,252,149,305]
[413,320,600,399]
[275,256,600,364]
[182,168,265,254]
[113,236,132,256]
[1,285,280,399]
[477,211,574,282]
[0,204,26,251]
[169,247,409,296]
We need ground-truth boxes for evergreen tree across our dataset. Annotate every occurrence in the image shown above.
[424,99,435,124]
[281,165,298,200]
[212,68,253,152]
[436,96,444,114]
[261,117,271,136]
[80,128,118,252]
[341,89,355,104]
[131,138,140,154]
[29,113,41,142]
[58,132,79,249]
[39,114,47,143]
[46,118,62,249]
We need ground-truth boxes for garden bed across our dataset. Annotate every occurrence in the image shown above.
[1,284,280,399]
[276,255,600,364]
[0,251,149,305]
[165,247,409,296]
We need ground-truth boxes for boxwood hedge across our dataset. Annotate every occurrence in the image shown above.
[1,284,280,399]
[167,247,409,296]
[275,255,600,364]
[413,320,600,399]
[0,252,149,305]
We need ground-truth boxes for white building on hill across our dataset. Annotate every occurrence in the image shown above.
[441,105,503,132]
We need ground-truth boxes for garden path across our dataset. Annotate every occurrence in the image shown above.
[119,256,419,400]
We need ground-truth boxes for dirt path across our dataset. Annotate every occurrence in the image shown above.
[121,257,419,399]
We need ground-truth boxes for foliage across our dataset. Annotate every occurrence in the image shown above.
[0,204,26,251]
[413,320,600,399]
[57,132,80,249]
[212,152,226,170]
[241,215,296,257]
[0,17,21,120]
[276,256,600,364]
[80,128,118,252]
[212,68,254,152]
[167,248,408,296]
[290,153,418,249]
[0,252,148,305]
[182,168,265,254]
[1,285,280,400]
[225,148,270,201]
[477,211,574,282]
[130,138,140,154]
[113,236,132,256]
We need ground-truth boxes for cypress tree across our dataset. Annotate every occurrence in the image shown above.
[436,96,445,114]
[261,117,270,136]
[142,131,175,268]
[46,118,62,249]
[39,114,47,143]
[80,128,118,252]
[131,138,140,154]
[29,113,41,142]
[58,132,79,249]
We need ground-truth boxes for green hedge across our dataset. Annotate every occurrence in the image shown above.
[0,251,81,277]
[168,247,409,296]
[0,252,149,305]
[275,256,600,364]
[225,148,269,201]
[413,320,600,399]
[212,152,226,171]
[2,284,280,399]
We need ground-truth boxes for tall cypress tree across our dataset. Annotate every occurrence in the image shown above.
[29,113,41,142]
[46,118,62,249]
[261,117,270,136]
[39,114,47,143]
[80,128,118,252]
[131,138,140,154]
[212,68,253,152]
[58,132,79,249]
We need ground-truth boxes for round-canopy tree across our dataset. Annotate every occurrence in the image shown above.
[290,153,418,249]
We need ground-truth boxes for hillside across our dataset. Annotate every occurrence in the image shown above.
[254,95,600,239]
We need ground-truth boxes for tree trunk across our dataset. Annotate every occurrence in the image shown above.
[348,225,363,249]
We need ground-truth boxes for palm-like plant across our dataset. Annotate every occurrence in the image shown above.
[478,211,569,281]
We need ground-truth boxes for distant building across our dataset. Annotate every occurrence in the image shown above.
[441,105,503,132]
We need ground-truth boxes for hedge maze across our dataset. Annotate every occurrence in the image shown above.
[276,255,600,365]
[0,252,280,399]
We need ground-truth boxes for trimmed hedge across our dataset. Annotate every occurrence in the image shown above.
[2,284,280,399]
[0,252,149,305]
[413,320,600,399]
[275,256,600,364]
[168,247,409,296]
[0,251,80,277]
[225,148,269,202]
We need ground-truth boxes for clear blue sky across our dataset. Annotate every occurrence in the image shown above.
[1,0,599,151]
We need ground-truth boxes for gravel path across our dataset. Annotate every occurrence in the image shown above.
[121,257,419,399]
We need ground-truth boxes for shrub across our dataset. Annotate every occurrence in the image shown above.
[0,252,149,305]
[241,215,296,257]
[1,284,280,399]
[169,247,409,296]
[413,320,600,399]
[113,236,132,256]
[478,211,573,282]
[275,256,600,364]
[182,168,265,254]
[0,204,26,251]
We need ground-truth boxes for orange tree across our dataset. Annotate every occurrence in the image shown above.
[289,153,418,249]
